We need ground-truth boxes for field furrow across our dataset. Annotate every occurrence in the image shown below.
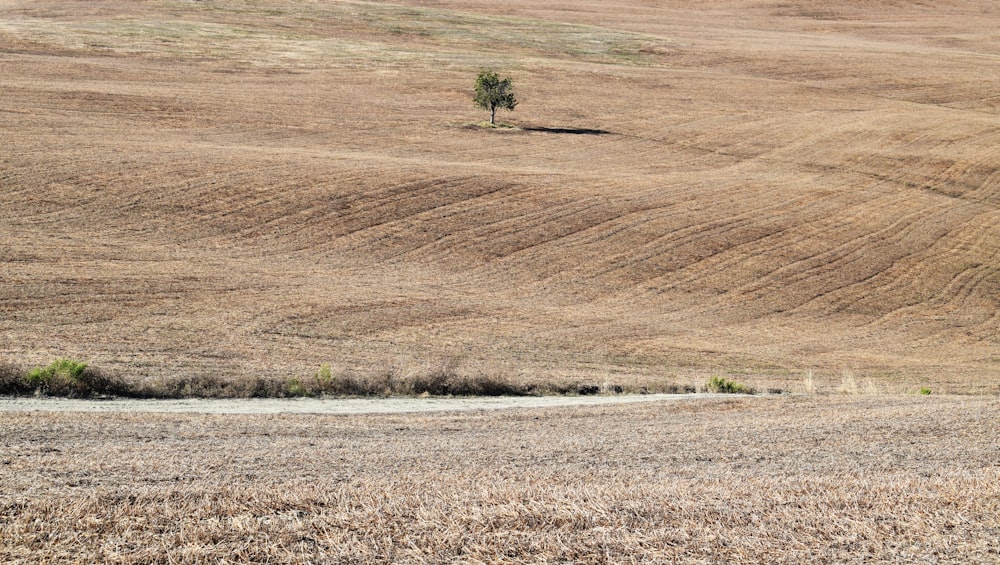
[3,0,1000,387]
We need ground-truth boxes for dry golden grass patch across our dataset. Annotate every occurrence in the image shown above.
[2,0,1000,390]
[2,396,998,562]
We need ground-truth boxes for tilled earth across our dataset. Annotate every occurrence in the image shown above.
[1,395,998,563]
[3,0,1000,391]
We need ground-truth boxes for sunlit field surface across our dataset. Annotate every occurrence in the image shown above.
[3,2,1000,561]
[2,396,999,562]
[3,0,1000,392]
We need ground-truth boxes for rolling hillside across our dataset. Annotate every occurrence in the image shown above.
[2,0,999,391]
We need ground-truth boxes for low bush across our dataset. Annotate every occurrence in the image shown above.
[19,359,131,398]
[653,383,698,395]
[138,375,285,399]
[415,373,533,396]
[26,358,88,395]
[309,368,380,396]
[705,376,752,394]
[284,378,310,397]
[0,362,29,395]
[311,365,536,397]
[1,360,700,399]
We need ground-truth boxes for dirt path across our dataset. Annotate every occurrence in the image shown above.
[0,393,713,415]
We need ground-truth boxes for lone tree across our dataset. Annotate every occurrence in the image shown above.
[474,69,517,126]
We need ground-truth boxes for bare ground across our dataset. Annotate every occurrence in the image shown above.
[1,395,998,563]
[3,0,1000,392]
[0,392,696,415]
[4,3,1000,562]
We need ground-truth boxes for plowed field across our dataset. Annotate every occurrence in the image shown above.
[3,396,999,562]
[3,0,1000,391]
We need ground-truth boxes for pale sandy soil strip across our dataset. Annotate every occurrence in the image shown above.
[0,393,713,414]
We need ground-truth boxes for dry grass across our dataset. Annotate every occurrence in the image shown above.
[2,395,998,562]
[4,3,998,561]
[0,358,683,398]
[3,0,1000,391]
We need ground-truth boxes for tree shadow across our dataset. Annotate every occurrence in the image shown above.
[522,126,612,135]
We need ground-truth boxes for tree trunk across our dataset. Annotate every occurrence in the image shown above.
[490,105,496,125]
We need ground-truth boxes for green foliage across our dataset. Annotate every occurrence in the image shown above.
[474,69,517,125]
[27,359,90,396]
[20,359,128,397]
[285,378,310,397]
[27,358,88,384]
[312,363,340,395]
[920,387,932,395]
[705,376,750,394]
[0,359,687,399]
[316,364,333,386]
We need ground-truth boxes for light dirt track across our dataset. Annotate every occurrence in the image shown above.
[0,392,701,415]
[2,0,1000,392]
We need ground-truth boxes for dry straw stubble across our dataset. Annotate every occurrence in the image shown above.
[2,395,998,563]
[4,0,1000,390]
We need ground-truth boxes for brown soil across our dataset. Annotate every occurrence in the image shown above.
[3,0,1000,392]
[2,395,997,562]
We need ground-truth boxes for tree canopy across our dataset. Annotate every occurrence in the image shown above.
[474,69,517,126]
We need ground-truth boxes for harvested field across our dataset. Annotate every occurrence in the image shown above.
[2,395,998,562]
[3,0,1000,392]
[5,2,1000,562]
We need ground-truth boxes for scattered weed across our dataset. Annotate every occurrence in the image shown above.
[315,364,333,386]
[463,121,519,130]
[803,369,817,394]
[837,372,881,395]
[284,378,311,397]
[839,371,859,394]
[862,377,880,395]
[920,387,932,395]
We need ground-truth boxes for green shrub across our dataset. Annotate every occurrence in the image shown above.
[920,387,932,396]
[23,359,129,397]
[27,358,86,382]
[3,360,673,399]
[27,359,90,396]
[284,378,310,397]
[705,376,750,394]
[315,364,333,386]
[308,366,376,396]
